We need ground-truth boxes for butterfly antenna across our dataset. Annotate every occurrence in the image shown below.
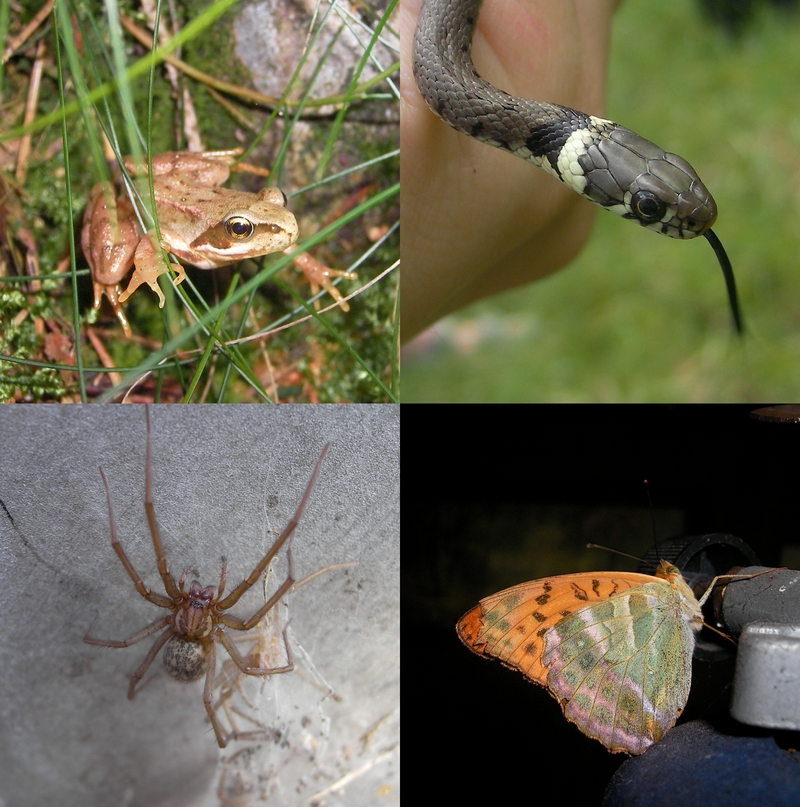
[585,543,642,563]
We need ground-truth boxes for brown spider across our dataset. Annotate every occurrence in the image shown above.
[84,409,329,748]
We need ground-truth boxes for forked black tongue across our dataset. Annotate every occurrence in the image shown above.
[704,229,743,335]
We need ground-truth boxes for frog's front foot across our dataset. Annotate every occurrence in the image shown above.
[92,280,132,338]
[118,231,187,307]
[285,246,357,311]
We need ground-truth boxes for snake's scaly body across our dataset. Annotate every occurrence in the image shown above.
[412,0,743,332]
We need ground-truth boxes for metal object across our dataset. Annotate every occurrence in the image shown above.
[731,622,800,730]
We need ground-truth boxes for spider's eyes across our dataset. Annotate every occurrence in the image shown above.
[187,581,216,603]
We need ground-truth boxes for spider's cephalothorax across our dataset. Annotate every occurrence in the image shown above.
[173,579,217,640]
[84,408,329,748]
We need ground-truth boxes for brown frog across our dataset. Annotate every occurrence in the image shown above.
[82,149,355,336]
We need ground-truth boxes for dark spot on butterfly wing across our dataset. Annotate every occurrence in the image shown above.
[570,582,590,601]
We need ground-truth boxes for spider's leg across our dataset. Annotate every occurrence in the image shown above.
[213,666,279,741]
[144,406,181,600]
[217,557,228,600]
[218,573,293,632]
[289,562,358,594]
[202,639,230,748]
[222,522,298,631]
[128,626,174,699]
[216,444,328,611]
[219,702,272,742]
[99,467,173,609]
[210,658,271,742]
[177,566,200,592]
[217,625,295,677]
[84,614,171,648]
[218,482,299,630]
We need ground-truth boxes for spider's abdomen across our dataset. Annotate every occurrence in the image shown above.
[163,635,207,682]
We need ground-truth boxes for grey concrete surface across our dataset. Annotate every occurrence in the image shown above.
[0,405,399,807]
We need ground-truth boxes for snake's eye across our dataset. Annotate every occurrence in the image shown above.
[631,191,666,223]
[224,216,255,240]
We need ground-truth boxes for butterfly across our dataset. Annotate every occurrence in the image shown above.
[456,560,708,755]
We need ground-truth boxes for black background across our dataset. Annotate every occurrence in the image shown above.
[402,405,799,803]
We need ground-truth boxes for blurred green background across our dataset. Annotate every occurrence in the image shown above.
[403,0,800,401]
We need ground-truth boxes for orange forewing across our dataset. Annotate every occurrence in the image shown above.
[456,572,663,686]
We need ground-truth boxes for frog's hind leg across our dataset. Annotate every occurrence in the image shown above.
[119,231,187,307]
[284,246,357,311]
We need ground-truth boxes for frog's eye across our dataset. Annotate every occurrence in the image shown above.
[224,216,255,240]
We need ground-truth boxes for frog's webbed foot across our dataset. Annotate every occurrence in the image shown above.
[285,246,357,311]
[118,231,187,307]
[118,262,185,307]
[92,280,132,338]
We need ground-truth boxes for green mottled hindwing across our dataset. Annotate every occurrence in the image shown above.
[542,573,699,755]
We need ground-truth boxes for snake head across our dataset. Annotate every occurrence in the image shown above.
[579,125,717,240]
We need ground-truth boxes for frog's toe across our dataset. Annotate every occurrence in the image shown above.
[92,280,109,312]
[170,263,187,288]
[118,276,145,305]
[120,269,163,307]
[148,263,186,306]
[92,280,132,338]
